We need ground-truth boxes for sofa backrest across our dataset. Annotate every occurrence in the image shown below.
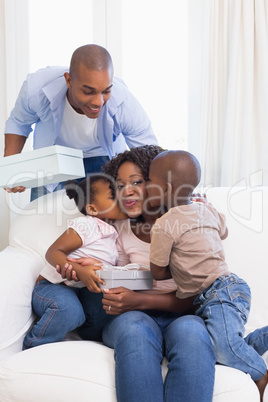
[9,190,82,260]
[206,186,268,334]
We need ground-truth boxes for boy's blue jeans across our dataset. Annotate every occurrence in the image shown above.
[23,280,86,349]
[194,273,267,381]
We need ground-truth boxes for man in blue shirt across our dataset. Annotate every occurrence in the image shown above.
[4,44,157,199]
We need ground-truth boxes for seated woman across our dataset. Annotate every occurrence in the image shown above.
[62,145,217,402]
[62,145,268,401]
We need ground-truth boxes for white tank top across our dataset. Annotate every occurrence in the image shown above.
[55,96,107,157]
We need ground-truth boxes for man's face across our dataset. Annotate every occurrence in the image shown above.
[64,63,113,119]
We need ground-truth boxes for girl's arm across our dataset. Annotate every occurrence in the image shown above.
[46,229,104,292]
[102,287,196,315]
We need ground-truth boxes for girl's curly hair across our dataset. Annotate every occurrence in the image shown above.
[103,144,166,181]
[65,174,114,215]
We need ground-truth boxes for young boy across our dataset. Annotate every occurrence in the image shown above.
[147,150,268,401]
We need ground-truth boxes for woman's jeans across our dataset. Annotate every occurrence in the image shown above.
[23,280,86,349]
[194,274,268,381]
[102,312,216,402]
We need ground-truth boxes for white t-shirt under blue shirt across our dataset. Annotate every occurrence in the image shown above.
[55,95,108,157]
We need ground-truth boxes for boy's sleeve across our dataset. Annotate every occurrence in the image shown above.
[216,211,228,240]
[150,223,173,267]
[207,203,228,240]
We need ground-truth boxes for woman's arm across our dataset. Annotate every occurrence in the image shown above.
[102,287,196,315]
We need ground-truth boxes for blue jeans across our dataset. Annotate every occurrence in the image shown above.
[23,280,86,349]
[245,326,268,356]
[31,155,109,201]
[194,274,267,381]
[102,312,216,402]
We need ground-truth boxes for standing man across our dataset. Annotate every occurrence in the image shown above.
[4,44,157,199]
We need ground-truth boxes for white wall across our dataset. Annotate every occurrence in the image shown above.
[28,0,94,72]
[188,0,205,161]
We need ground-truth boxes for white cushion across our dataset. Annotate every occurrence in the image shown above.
[0,341,260,402]
[0,341,116,402]
[9,190,82,259]
[0,191,83,360]
[0,247,44,360]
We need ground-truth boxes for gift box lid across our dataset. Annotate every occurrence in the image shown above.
[0,145,83,167]
[0,145,85,188]
[97,267,153,290]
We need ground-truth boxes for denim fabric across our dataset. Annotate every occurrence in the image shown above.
[194,274,267,380]
[245,326,268,356]
[23,280,85,349]
[102,312,216,402]
[30,155,109,201]
[77,288,113,342]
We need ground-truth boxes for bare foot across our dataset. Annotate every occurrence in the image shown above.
[255,371,268,402]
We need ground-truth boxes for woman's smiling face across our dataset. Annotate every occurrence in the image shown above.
[116,161,147,218]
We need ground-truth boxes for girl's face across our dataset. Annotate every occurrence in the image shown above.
[115,161,148,218]
[87,180,126,220]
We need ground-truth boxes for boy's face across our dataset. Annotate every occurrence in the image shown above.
[147,159,167,208]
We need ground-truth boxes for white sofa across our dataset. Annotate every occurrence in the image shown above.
[0,187,267,402]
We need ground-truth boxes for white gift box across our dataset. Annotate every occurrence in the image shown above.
[0,145,85,188]
[97,266,153,290]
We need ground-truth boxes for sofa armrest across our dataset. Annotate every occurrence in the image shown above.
[0,246,44,360]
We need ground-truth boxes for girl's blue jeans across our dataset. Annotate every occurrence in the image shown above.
[23,280,86,349]
[194,273,268,381]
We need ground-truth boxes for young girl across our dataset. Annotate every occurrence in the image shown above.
[23,174,126,349]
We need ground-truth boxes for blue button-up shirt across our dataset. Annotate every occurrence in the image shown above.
[5,66,158,158]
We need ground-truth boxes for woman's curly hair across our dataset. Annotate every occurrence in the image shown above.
[103,144,166,181]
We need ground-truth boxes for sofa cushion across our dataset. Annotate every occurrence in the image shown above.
[0,341,116,402]
[0,341,261,402]
[0,246,44,360]
[9,190,82,259]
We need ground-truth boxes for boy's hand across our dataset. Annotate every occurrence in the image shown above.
[191,193,208,203]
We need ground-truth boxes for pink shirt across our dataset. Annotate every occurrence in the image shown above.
[115,219,177,294]
[40,216,118,287]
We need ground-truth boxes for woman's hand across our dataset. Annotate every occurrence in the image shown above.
[56,263,79,281]
[103,288,196,315]
[56,256,102,281]
[67,256,101,266]
[102,287,141,315]
[56,259,105,293]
